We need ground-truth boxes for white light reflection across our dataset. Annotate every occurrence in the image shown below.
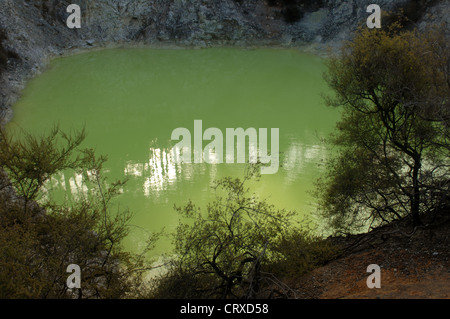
[125,145,190,198]
[282,142,327,184]
[38,140,329,205]
[69,172,89,198]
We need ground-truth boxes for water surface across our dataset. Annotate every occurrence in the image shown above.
[8,48,339,256]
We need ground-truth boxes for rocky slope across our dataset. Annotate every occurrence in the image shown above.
[0,0,448,122]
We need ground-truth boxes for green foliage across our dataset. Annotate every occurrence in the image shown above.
[152,164,296,298]
[0,126,338,299]
[0,126,86,208]
[267,228,340,280]
[318,25,450,233]
[150,164,339,299]
[0,126,158,298]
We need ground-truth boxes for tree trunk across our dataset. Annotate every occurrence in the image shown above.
[411,158,422,226]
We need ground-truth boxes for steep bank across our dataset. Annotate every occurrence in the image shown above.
[1,0,448,123]
[294,209,450,298]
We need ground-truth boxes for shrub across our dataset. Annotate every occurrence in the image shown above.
[149,164,340,299]
[266,229,340,280]
[319,25,450,232]
[0,126,158,298]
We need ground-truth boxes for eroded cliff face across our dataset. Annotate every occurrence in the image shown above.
[0,0,448,120]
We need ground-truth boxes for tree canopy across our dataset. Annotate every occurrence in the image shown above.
[150,163,338,299]
[0,126,158,298]
[318,24,449,232]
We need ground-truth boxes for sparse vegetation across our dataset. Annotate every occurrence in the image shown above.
[0,126,158,298]
[0,127,339,299]
[149,164,338,299]
[267,228,340,281]
[318,24,450,233]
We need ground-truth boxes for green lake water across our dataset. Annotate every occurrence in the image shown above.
[7,48,339,256]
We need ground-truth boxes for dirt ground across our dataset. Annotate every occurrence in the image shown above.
[293,211,450,299]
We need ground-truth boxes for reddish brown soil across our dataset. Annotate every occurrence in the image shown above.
[293,212,450,299]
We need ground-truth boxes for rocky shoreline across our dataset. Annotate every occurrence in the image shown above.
[1,0,448,125]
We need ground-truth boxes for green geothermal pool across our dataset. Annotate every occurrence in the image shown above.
[7,48,339,256]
